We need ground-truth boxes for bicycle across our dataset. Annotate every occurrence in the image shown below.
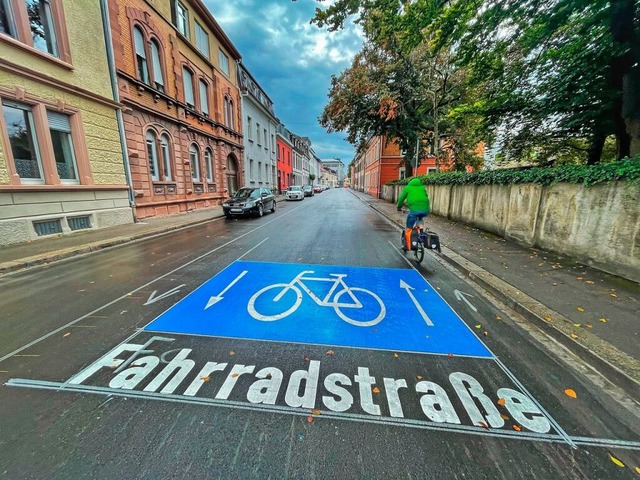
[399,210,441,264]
[247,270,386,327]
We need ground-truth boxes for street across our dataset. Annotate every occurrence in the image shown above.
[1,188,639,479]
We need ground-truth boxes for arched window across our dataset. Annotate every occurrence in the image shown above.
[189,144,200,181]
[228,98,234,129]
[133,26,149,84]
[150,39,164,92]
[223,96,229,127]
[146,130,159,180]
[199,79,209,116]
[204,148,213,182]
[160,134,172,181]
[183,67,195,107]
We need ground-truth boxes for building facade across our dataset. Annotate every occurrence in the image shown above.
[108,0,244,218]
[276,124,293,194]
[238,63,277,191]
[0,0,134,246]
[321,158,347,185]
[290,133,309,186]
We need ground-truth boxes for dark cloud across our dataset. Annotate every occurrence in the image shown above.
[204,0,361,160]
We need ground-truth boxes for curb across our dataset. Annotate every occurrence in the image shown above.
[0,214,221,275]
[363,198,640,400]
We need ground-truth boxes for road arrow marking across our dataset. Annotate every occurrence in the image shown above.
[144,285,186,306]
[205,270,248,310]
[454,290,478,312]
[400,279,433,326]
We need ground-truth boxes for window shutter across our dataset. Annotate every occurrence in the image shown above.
[47,111,71,132]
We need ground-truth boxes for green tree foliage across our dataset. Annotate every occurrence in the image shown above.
[310,0,640,164]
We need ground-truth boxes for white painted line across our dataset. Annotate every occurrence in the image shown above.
[205,271,248,310]
[7,378,640,451]
[400,279,433,326]
[0,212,289,364]
[454,289,478,313]
[144,284,186,306]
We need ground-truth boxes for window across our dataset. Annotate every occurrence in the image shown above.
[150,40,164,92]
[47,110,77,183]
[223,97,229,126]
[146,130,159,181]
[256,123,260,145]
[204,148,213,182]
[0,0,17,38]
[219,49,229,75]
[264,129,267,150]
[189,144,200,181]
[199,79,208,115]
[160,134,172,181]
[175,1,189,38]
[194,21,209,57]
[249,159,255,181]
[247,117,252,140]
[258,161,262,182]
[227,99,234,129]
[271,134,275,153]
[27,0,59,57]
[133,27,149,84]
[183,67,194,107]
[2,101,43,183]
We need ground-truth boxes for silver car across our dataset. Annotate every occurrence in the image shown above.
[285,186,304,201]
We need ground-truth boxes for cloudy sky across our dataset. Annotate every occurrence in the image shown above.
[204,0,362,162]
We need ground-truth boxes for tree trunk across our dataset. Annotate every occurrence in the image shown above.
[586,131,606,165]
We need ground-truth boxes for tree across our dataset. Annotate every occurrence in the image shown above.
[309,173,316,185]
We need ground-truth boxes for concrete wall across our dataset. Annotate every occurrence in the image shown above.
[382,182,640,282]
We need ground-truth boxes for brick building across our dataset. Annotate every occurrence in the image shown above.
[0,0,134,246]
[108,0,244,218]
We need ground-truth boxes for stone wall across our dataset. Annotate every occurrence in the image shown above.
[382,182,640,283]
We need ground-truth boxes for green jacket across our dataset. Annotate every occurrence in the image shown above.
[397,178,430,212]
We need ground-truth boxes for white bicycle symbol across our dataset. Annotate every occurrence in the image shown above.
[247,270,386,327]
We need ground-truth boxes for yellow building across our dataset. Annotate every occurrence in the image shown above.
[0,0,133,246]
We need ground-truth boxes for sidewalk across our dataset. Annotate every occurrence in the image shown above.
[1,190,638,398]
[349,189,640,399]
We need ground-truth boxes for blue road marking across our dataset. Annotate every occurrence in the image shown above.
[144,261,492,358]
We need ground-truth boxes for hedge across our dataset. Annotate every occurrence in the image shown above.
[387,156,640,187]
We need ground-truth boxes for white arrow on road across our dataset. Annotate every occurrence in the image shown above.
[144,285,186,306]
[400,280,433,326]
[454,290,478,312]
[205,270,248,310]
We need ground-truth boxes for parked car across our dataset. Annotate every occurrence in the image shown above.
[285,186,304,201]
[303,185,314,197]
[313,185,322,193]
[222,187,276,218]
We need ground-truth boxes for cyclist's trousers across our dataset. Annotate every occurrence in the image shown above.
[406,210,429,229]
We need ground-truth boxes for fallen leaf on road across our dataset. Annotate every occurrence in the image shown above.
[573,323,581,327]
[496,316,502,320]
[544,316,553,322]
[635,466,640,474]
[500,414,510,420]
[201,376,210,382]
[448,353,454,358]
[475,324,482,329]
[512,425,522,432]
[393,353,399,358]
[231,373,239,378]
[229,351,235,356]
[63,333,70,337]
[576,276,583,281]
[586,280,594,284]
[611,293,618,298]
[564,388,577,398]
[416,375,423,380]
[304,356,310,362]
[570,333,579,339]
[311,409,321,416]
[577,307,585,312]
[372,387,380,394]
[599,318,608,323]
[609,455,624,467]
[307,416,313,424]
[325,350,334,356]
[585,324,593,329]
[483,331,489,337]
[477,421,489,430]
[497,398,506,406]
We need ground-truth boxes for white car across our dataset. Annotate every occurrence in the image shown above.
[285,186,304,201]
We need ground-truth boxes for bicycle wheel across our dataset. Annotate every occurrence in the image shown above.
[414,242,425,264]
[247,283,303,321]
[333,287,385,327]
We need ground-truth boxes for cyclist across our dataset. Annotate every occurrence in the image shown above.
[396,177,430,250]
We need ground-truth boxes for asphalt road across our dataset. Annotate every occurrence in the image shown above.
[1,188,639,479]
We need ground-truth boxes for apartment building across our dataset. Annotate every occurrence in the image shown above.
[276,123,293,194]
[238,63,277,191]
[107,0,243,218]
[0,0,134,246]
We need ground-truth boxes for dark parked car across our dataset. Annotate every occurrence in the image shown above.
[303,185,314,197]
[222,187,276,218]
